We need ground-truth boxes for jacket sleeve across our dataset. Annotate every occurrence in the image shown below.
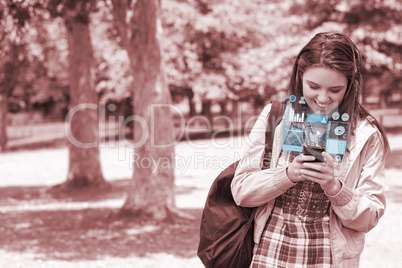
[231,104,296,207]
[326,130,387,233]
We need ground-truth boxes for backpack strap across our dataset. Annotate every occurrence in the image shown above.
[249,100,285,221]
[262,101,285,169]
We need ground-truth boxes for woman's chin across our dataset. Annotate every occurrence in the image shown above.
[313,104,340,115]
[307,106,326,115]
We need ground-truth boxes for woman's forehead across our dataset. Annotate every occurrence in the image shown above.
[303,67,347,87]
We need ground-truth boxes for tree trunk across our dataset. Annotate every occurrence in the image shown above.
[201,99,212,119]
[112,0,176,220]
[0,93,8,151]
[189,96,196,117]
[186,87,196,117]
[0,45,19,152]
[60,6,106,190]
[219,101,226,115]
[231,100,241,116]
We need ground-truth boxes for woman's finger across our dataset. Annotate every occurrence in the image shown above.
[300,173,321,183]
[296,154,315,162]
[300,168,325,178]
[322,152,334,167]
[302,162,326,172]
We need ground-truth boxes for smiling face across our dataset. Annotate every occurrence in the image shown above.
[302,67,348,115]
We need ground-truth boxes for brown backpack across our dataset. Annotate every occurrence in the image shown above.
[197,101,285,268]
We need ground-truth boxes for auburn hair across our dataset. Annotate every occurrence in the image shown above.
[289,32,389,154]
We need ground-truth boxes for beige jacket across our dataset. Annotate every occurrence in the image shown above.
[231,104,387,267]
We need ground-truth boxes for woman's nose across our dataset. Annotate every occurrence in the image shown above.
[317,90,330,103]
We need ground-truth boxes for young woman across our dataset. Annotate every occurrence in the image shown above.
[231,32,389,267]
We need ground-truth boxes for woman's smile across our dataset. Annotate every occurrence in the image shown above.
[314,100,330,109]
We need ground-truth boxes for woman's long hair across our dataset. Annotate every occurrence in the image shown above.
[289,32,389,154]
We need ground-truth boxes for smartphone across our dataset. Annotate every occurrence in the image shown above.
[302,145,325,162]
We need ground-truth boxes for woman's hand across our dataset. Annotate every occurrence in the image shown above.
[300,152,341,195]
[287,154,316,183]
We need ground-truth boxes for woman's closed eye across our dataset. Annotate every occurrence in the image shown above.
[307,83,320,90]
[329,87,344,93]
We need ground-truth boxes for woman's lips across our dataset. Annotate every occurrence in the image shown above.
[315,100,330,109]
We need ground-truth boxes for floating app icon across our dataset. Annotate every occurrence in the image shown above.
[299,96,306,104]
[290,95,296,102]
[332,112,340,120]
[334,126,346,135]
[307,114,328,124]
[335,155,342,162]
[341,113,349,121]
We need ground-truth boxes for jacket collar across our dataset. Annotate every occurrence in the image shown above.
[347,119,377,159]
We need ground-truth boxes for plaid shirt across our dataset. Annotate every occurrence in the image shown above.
[251,152,332,268]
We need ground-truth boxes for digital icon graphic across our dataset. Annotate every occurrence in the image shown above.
[281,96,353,164]
[332,112,340,120]
[334,126,345,135]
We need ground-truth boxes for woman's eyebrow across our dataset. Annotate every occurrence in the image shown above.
[306,80,319,86]
[306,80,345,89]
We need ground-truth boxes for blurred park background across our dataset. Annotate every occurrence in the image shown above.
[1,0,402,267]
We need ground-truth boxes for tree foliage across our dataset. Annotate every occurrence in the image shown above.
[2,0,401,121]
[289,0,402,101]
[0,1,33,150]
[162,0,307,104]
[90,1,132,103]
[161,0,401,106]
[0,1,70,118]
